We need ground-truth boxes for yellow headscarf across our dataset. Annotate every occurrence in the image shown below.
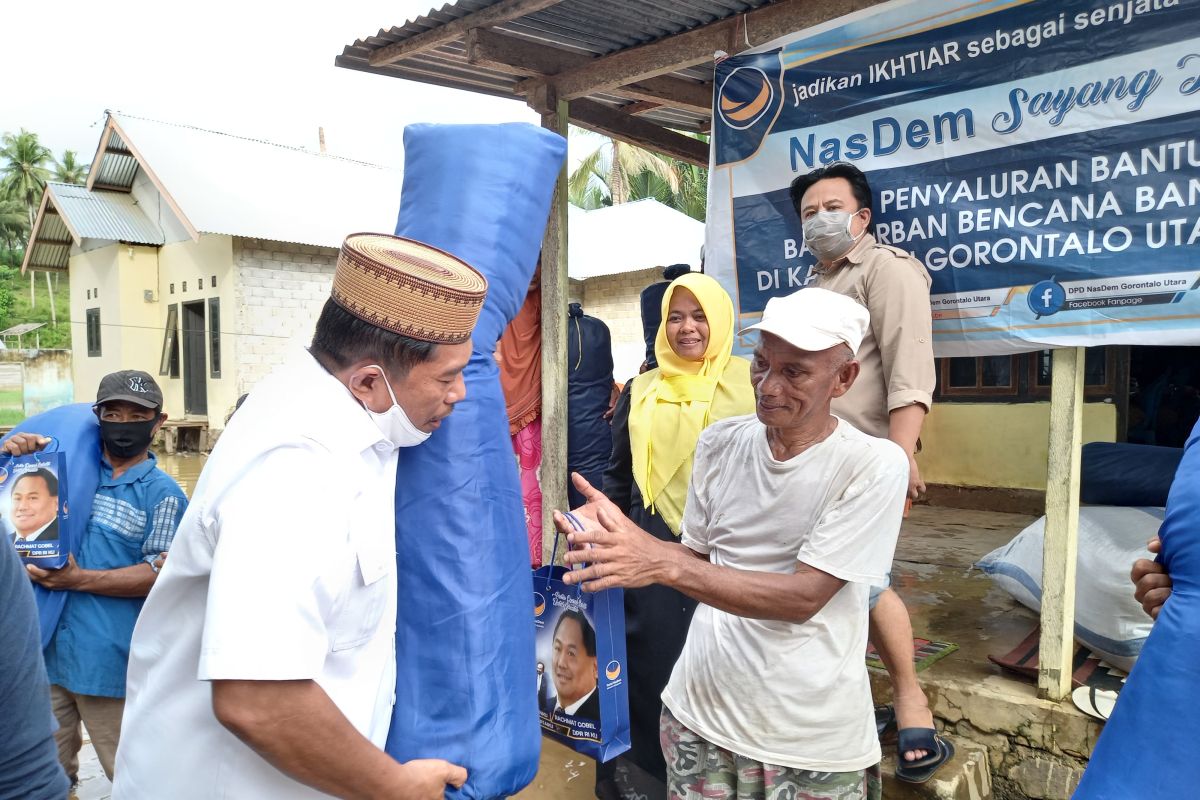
[628,273,755,535]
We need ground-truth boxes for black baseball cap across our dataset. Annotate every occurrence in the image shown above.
[94,370,163,412]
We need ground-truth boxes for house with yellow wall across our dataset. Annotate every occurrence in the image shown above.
[22,112,400,437]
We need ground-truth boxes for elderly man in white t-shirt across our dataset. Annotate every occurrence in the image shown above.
[558,287,932,800]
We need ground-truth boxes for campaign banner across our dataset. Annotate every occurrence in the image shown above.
[706,0,1200,355]
[4,451,68,566]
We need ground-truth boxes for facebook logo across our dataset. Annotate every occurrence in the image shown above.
[1028,280,1066,317]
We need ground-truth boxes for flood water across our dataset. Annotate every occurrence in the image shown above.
[155,451,207,498]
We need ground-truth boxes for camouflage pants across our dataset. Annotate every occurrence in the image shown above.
[659,707,882,800]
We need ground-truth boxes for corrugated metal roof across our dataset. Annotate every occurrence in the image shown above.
[47,182,165,245]
[22,182,163,272]
[92,127,139,190]
[336,0,772,133]
[108,113,402,249]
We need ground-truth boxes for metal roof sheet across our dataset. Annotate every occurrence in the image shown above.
[0,323,46,337]
[46,182,165,246]
[336,0,772,132]
[108,113,402,249]
[92,127,139,190]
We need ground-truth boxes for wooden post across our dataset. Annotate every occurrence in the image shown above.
[539,93,570,567]
[1038,346,1085,700]
[45,272,56,327]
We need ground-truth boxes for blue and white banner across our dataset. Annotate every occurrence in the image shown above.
[706,0,1200,355]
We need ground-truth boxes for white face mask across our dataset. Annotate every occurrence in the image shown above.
[802,210,866,262]
[363,364,431,449]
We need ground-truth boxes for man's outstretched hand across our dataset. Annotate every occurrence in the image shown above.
[554,473,676,593]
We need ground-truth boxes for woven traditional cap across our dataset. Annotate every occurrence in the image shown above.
[331,233,488,344]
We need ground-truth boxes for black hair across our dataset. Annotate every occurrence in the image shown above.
[309,298,438,377]
[663,264,692,281]
[552,608,597,657]
[788,162,874,218]
[13,468,58,497]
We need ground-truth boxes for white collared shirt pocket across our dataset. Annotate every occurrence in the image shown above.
[331,542,392,652]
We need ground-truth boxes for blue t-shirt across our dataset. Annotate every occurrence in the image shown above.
[0,540,70,799]
[44,453,187,698]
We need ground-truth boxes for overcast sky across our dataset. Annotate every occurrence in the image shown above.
[1,0,542,168]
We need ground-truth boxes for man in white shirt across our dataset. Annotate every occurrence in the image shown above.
[559,288,931,800]
[113,234,487,800]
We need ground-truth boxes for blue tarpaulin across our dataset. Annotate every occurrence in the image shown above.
[1075,416,1200,798]
[385,123,566,799]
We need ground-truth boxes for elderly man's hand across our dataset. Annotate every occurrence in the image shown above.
[1132,536,1172,619]
[27,553,85,591]
[556,505,673,593]
[563,472,623,527]
[2,433,51,457]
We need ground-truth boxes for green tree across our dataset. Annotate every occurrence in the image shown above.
[567,128,709,221]
[52,149,87,184]
[0,197,28,255]
[0,129,51,228]
[568,129,680,208]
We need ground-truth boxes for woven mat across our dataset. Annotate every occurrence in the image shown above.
[866,637,959,672]
[988,626,1127,693]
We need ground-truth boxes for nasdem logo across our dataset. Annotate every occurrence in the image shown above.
[605,660,622,681]
[718,67,775,130]
[534,592,546,617]
[1028,280,1066,317]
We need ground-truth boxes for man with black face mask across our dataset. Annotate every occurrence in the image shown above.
[3,369,187,791]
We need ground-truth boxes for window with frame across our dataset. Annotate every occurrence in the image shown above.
[208,297,221,378]
[85,308,101,357]
[160,304,180,378]
[935,347,1117,402]
[1031,348,1112,394]
[939,354,1017,396]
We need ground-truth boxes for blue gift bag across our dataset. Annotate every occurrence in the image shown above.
[533,513,631,763]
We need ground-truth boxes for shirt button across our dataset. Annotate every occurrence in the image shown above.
[375,443,390,452]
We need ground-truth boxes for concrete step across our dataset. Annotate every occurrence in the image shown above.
[881,735,992,800]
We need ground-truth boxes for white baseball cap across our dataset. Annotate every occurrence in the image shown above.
[739,288,870,354]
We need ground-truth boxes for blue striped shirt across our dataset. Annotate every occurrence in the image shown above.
[44,453,187,698]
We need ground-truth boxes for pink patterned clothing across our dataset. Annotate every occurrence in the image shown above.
[512,418,543,566]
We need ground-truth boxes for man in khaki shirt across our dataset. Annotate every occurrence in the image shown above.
[789,162,946,783]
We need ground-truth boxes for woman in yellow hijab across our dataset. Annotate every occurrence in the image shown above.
[600,271,755,792]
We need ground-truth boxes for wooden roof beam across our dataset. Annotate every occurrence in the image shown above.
[467,29,712,114]
[367,0,567,66]
[620,100,662,116]
[522,0,884,100]
[568,99,708,166]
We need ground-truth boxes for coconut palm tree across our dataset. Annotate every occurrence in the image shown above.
[52,149,87,184]
[0,196,28,257]
[568,129,680,208]
[0,129,51,228]
[568,128,709,221]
